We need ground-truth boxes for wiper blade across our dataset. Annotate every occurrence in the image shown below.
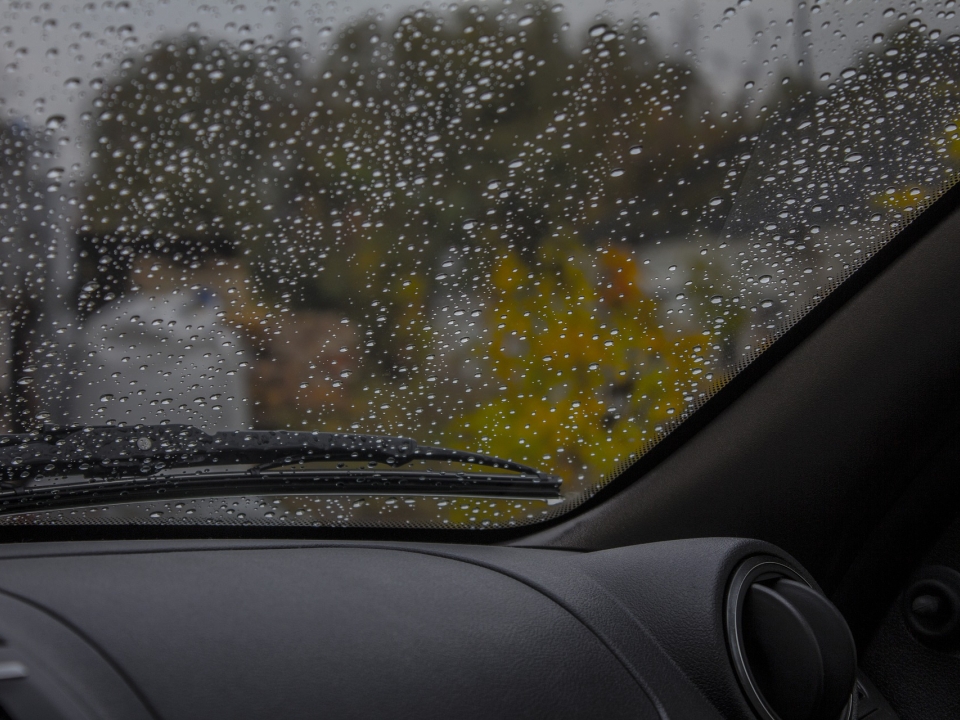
[0,469,561,516]
[0,424,560,497]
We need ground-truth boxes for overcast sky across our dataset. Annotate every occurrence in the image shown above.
[1,0,956,171]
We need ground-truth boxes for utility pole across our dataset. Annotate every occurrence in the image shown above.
[0,120,79,431]
[794,0,814,86]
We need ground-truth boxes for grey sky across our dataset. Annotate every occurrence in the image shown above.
[1,0,956,173]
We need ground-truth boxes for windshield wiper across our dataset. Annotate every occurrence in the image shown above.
[0,468,561,516]
[0,424,561,502]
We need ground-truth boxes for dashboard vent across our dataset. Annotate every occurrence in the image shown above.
[726,556,857,720]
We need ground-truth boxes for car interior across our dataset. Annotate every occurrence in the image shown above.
[0,0,959,719]
[0,139,955,720]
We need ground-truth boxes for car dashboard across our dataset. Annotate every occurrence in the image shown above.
[0,536,898,720]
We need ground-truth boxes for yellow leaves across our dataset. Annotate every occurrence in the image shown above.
[883,119,960,214]
[933,118,960,163]
[599,243,646,307]
[880,186,932,213]
[489,249,526,292]
[457,239,706,489]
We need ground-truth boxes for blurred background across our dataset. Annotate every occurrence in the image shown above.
[2,0,960,525]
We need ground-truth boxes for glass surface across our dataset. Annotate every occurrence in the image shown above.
[1,0,959,528]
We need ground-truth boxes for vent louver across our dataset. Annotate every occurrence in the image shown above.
[726,556,857,720]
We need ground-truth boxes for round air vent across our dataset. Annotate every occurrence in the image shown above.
[726,556,857,720]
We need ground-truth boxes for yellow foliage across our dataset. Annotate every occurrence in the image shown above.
[457,231,704,493]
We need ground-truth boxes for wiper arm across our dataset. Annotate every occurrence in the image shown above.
[0,424,560,498]
[0,468,561,516]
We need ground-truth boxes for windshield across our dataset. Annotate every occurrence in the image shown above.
[1,0,959,528]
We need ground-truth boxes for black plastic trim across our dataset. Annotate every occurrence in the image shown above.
[726,554,809,720]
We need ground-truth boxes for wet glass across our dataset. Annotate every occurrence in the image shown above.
[1,0,959,528]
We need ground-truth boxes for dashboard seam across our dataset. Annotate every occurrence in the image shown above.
[0,585,164,720]
[354,544,673,720]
